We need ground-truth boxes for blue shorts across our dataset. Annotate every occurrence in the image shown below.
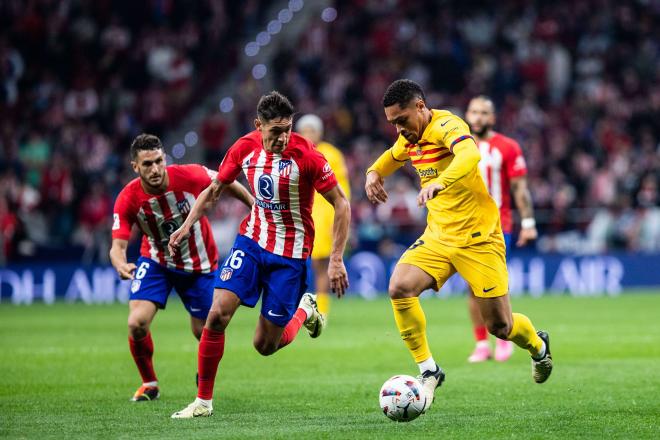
[129,256,215,320]
[215,235,308,327]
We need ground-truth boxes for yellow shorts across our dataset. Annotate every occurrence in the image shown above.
[311,220,333,259]
[398,232,508,298]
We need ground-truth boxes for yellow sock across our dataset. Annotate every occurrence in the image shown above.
[316,292,330,317]
[391,297,432,363]
[507,312,544,357]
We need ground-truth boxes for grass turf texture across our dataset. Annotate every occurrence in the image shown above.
[1,293,659,439]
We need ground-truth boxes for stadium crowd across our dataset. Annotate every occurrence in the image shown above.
[1,0,658,264]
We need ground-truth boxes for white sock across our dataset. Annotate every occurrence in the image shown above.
[417,357,437,374]
[143,381,158,387]
[195,397,212,408]
[533,341,547,361]
[476,340,490,349]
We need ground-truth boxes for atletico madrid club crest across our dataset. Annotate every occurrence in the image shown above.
[220,267,234,281]
[279,159,292,177]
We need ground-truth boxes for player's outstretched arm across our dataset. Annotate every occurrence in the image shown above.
[511,176,538,246]
[321,185,351,297]
[226,180,255,209]
[109,238,136,280]
[365,147,406,204]
[168,178,227,254]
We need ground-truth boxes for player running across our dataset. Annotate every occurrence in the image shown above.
[169,91,351,419]
[110,133,253,402]
[365,80,552,410]
[465,96,539,363]
[296,114,351,319]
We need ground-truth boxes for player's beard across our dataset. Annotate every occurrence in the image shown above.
[469,123,492,138]
[144,172,165,190]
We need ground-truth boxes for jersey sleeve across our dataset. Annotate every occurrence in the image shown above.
[216,141,243,184]
[434,116,481,188]
[111,190,135,241]
[366,136,408,177]
[305,148,339,194]
[506,140,528,179]
[183,164,216,193]
[438,115,475,152]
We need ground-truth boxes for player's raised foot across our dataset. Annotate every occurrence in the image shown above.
[130,385,160,402]
[467,343,492,363]
[299,293,325,338]
[171,400,213,419]
[494,339,514,362]
[532,330,553,383]
[417,365,446,411]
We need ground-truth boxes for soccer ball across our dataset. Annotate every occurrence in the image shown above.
[379,374,428,422]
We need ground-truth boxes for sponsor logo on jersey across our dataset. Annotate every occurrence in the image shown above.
[417,167,438,178]
[320,162,334,181]
[162,219,179,238]
[258,174,275,200]
[220,267,233,281]
[255,199,289,210]
[278,159,292,177]
[130,279,141,293]
[176,198,191,215]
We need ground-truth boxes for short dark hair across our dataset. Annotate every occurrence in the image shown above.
[257,91,295,122]
[382,79,426,108]
[130,133,163,160]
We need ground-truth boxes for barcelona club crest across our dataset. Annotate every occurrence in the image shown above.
[220,267,234,281]
[279,159,292,177]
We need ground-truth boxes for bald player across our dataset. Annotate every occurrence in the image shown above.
[296,114,351,318]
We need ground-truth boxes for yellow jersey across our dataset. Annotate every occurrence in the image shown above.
[368,109,500,247]
[312,141,350,258]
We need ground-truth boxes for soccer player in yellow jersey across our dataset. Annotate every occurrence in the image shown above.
[365,80,552,408]
[296,114,351,318]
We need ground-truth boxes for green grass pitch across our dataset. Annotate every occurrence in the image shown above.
[1,292,659,439]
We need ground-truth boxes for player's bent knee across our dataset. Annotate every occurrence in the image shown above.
[388,279,417,299]
[127,316,149,339]
[205,309,229,332]
[253,338,277,356]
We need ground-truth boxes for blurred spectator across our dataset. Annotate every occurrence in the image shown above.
[0,0,270,264]
[2,0,659,263]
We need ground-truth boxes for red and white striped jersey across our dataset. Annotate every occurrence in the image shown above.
[476,131,527,233]
[112,164,219,273]
[217,130,338,259]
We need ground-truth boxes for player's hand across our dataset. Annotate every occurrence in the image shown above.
[517,226,538,247]
[417,183,445,207]
[117,262,137,280]
[168,224,191,255]
[328,257,349,298]
[365,171,388,204]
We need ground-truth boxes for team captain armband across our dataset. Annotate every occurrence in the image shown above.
[449,135,474,152]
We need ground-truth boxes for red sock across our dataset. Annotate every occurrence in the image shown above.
[474,326,488,342]
[278,308,307,349]
[197,328,226,400]
[129,333,157,384]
